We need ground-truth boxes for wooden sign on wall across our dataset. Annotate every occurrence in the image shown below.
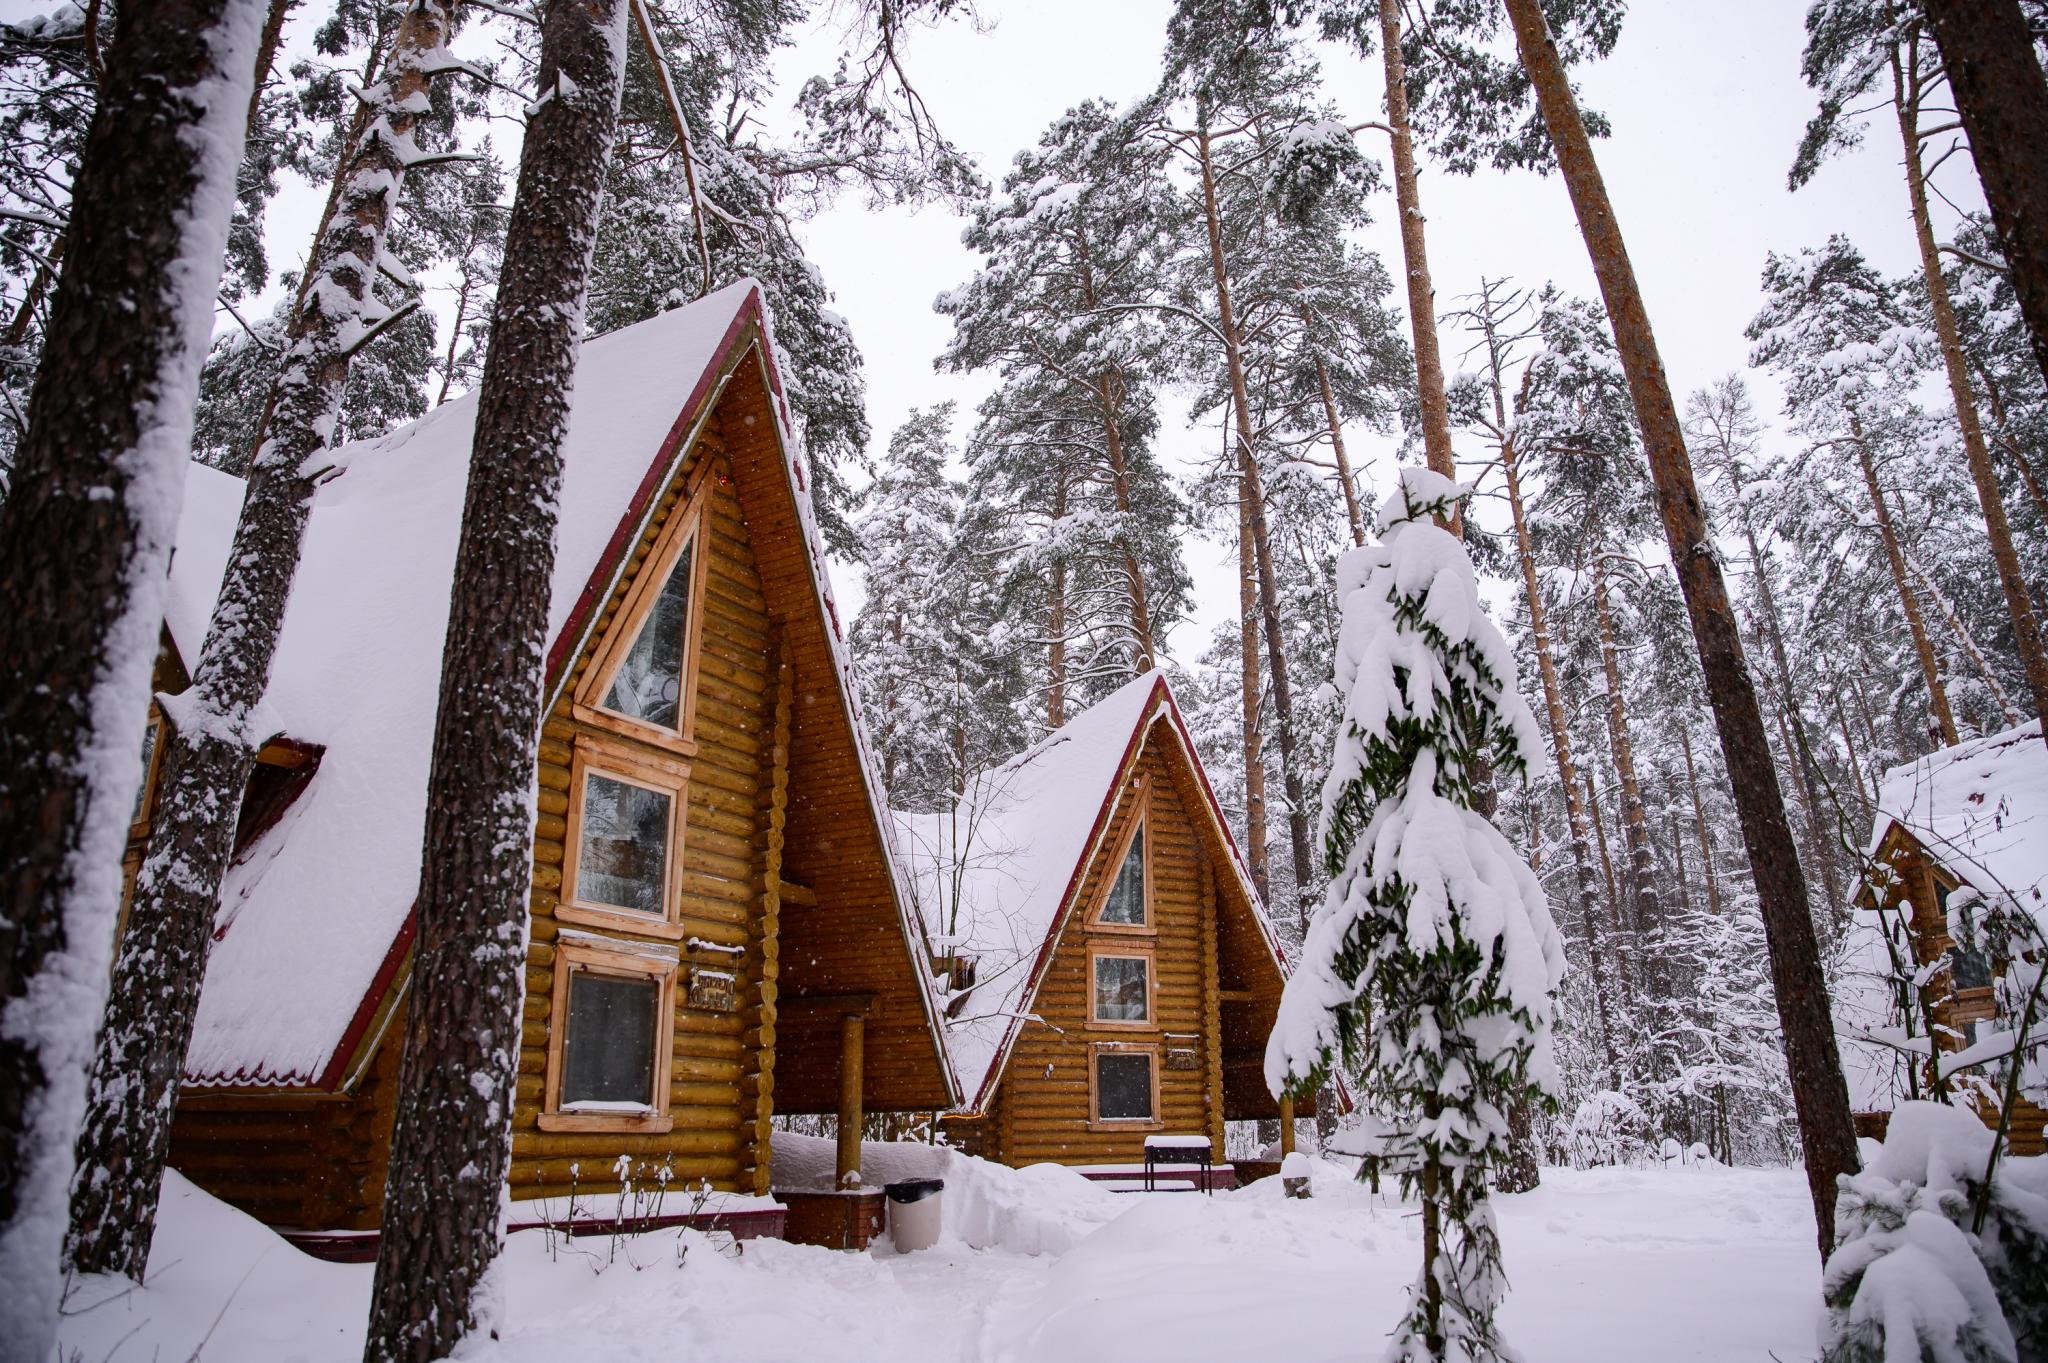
[689,968,738,1013]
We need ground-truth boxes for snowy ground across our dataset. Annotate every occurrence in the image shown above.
[57,1158,1825,1363]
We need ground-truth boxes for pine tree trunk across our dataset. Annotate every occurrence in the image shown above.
[1096,369,1158,671]
[1504,0,1861,1255]
[1312,350,1366,546]
[1591,543,1665,1007]
[1073,244,1159,673]
[1195,129,1315,922]
[1583,768,1635,1013]
[1502,433,1617,1085]
[1239,476,1270,902]
[68,0,458,1281]
[1917,0,2048,396]
[1375,0,1455,490]
[1853,414,1960,747]
[1892,41,2048,729]
[361,0,629,1355]
[1048,476,1068,729]
[0,0,264,1349]
[1906,547,2022,727]
[1677,725,1722,918]
[1734,508,1846,914]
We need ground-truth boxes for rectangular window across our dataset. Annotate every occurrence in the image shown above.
[542,940,676,1133]
[561,970,660,1108]
[575,771,672,916]
[558,738,688,938]
[1093,1047,1156,1125]
[1092,952,1151,1025]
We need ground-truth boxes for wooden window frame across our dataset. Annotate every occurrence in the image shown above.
[573,475,713,757]
[540,936,677,1134]
[130,711,165,838]
[1087,776,1155,936]
[1088,1041,1162,1131]
[1088,945,1156,1030]
[558,735,690,941]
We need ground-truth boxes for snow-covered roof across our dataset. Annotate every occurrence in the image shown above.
[891,671,1284,1111]
[164,280,885,1088]
[1865,719,2048,924]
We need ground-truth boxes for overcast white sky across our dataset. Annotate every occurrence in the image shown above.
[778,0,1985,663]
[7,0,1980,667]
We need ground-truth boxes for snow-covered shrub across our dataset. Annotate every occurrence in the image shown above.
[1569,1091,1649,1168]
[1266,469,1565,1363]
[1822,1102,2048,1363]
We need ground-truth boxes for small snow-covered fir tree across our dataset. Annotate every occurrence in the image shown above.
[1268,467,1565,1363]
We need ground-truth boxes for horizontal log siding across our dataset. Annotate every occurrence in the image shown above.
[514,422,774,1203]
[990,736,1222,1167]
[170,1017,403,1230]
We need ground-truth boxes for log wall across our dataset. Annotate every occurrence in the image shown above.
[514,414,775,1202]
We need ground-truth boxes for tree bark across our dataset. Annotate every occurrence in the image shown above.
[361,0,629,1355]
[1497,396,1617,1085]
[1048,477,1068,729]
[1097,368,1159,670]
[1312,350,1366,546]
[1731,501,1846,915]
[1854,415,1960,747]
[1239,466,1270,902]
[1590,544,1665,995]
[1196,127,1314,921]
[0,0,265,1349]
[1892,39,2048,729]
[1376,0,1455,494]
[68,0,459,1281]
[1906,547,2021,727]
[1918,0,2048,396]
[1677,725,1722,918]
[1583,768,1634,1011]
[1503,0,1860,1255]
[1075,243,1159,672]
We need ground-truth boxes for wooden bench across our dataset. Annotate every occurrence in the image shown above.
[1142,1135,1215,1194]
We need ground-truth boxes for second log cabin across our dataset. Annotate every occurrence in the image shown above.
[894,673,1308,1186]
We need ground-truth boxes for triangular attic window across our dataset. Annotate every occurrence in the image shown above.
[1099,824,1146,926]
[602,539,693,732]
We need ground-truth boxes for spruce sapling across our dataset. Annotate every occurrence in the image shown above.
[1267,467,1564,1362]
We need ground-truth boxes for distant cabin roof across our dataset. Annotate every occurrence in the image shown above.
[165,281,942,1093]
[1865,718,2048,924]
[891,671,1287,1111]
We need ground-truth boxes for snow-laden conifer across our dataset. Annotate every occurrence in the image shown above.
[1268,467,1564,1363]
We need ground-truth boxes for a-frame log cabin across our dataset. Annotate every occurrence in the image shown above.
[1847,719,2046,1155]
[894,673,1307,1185]
[138,282,956,1250]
